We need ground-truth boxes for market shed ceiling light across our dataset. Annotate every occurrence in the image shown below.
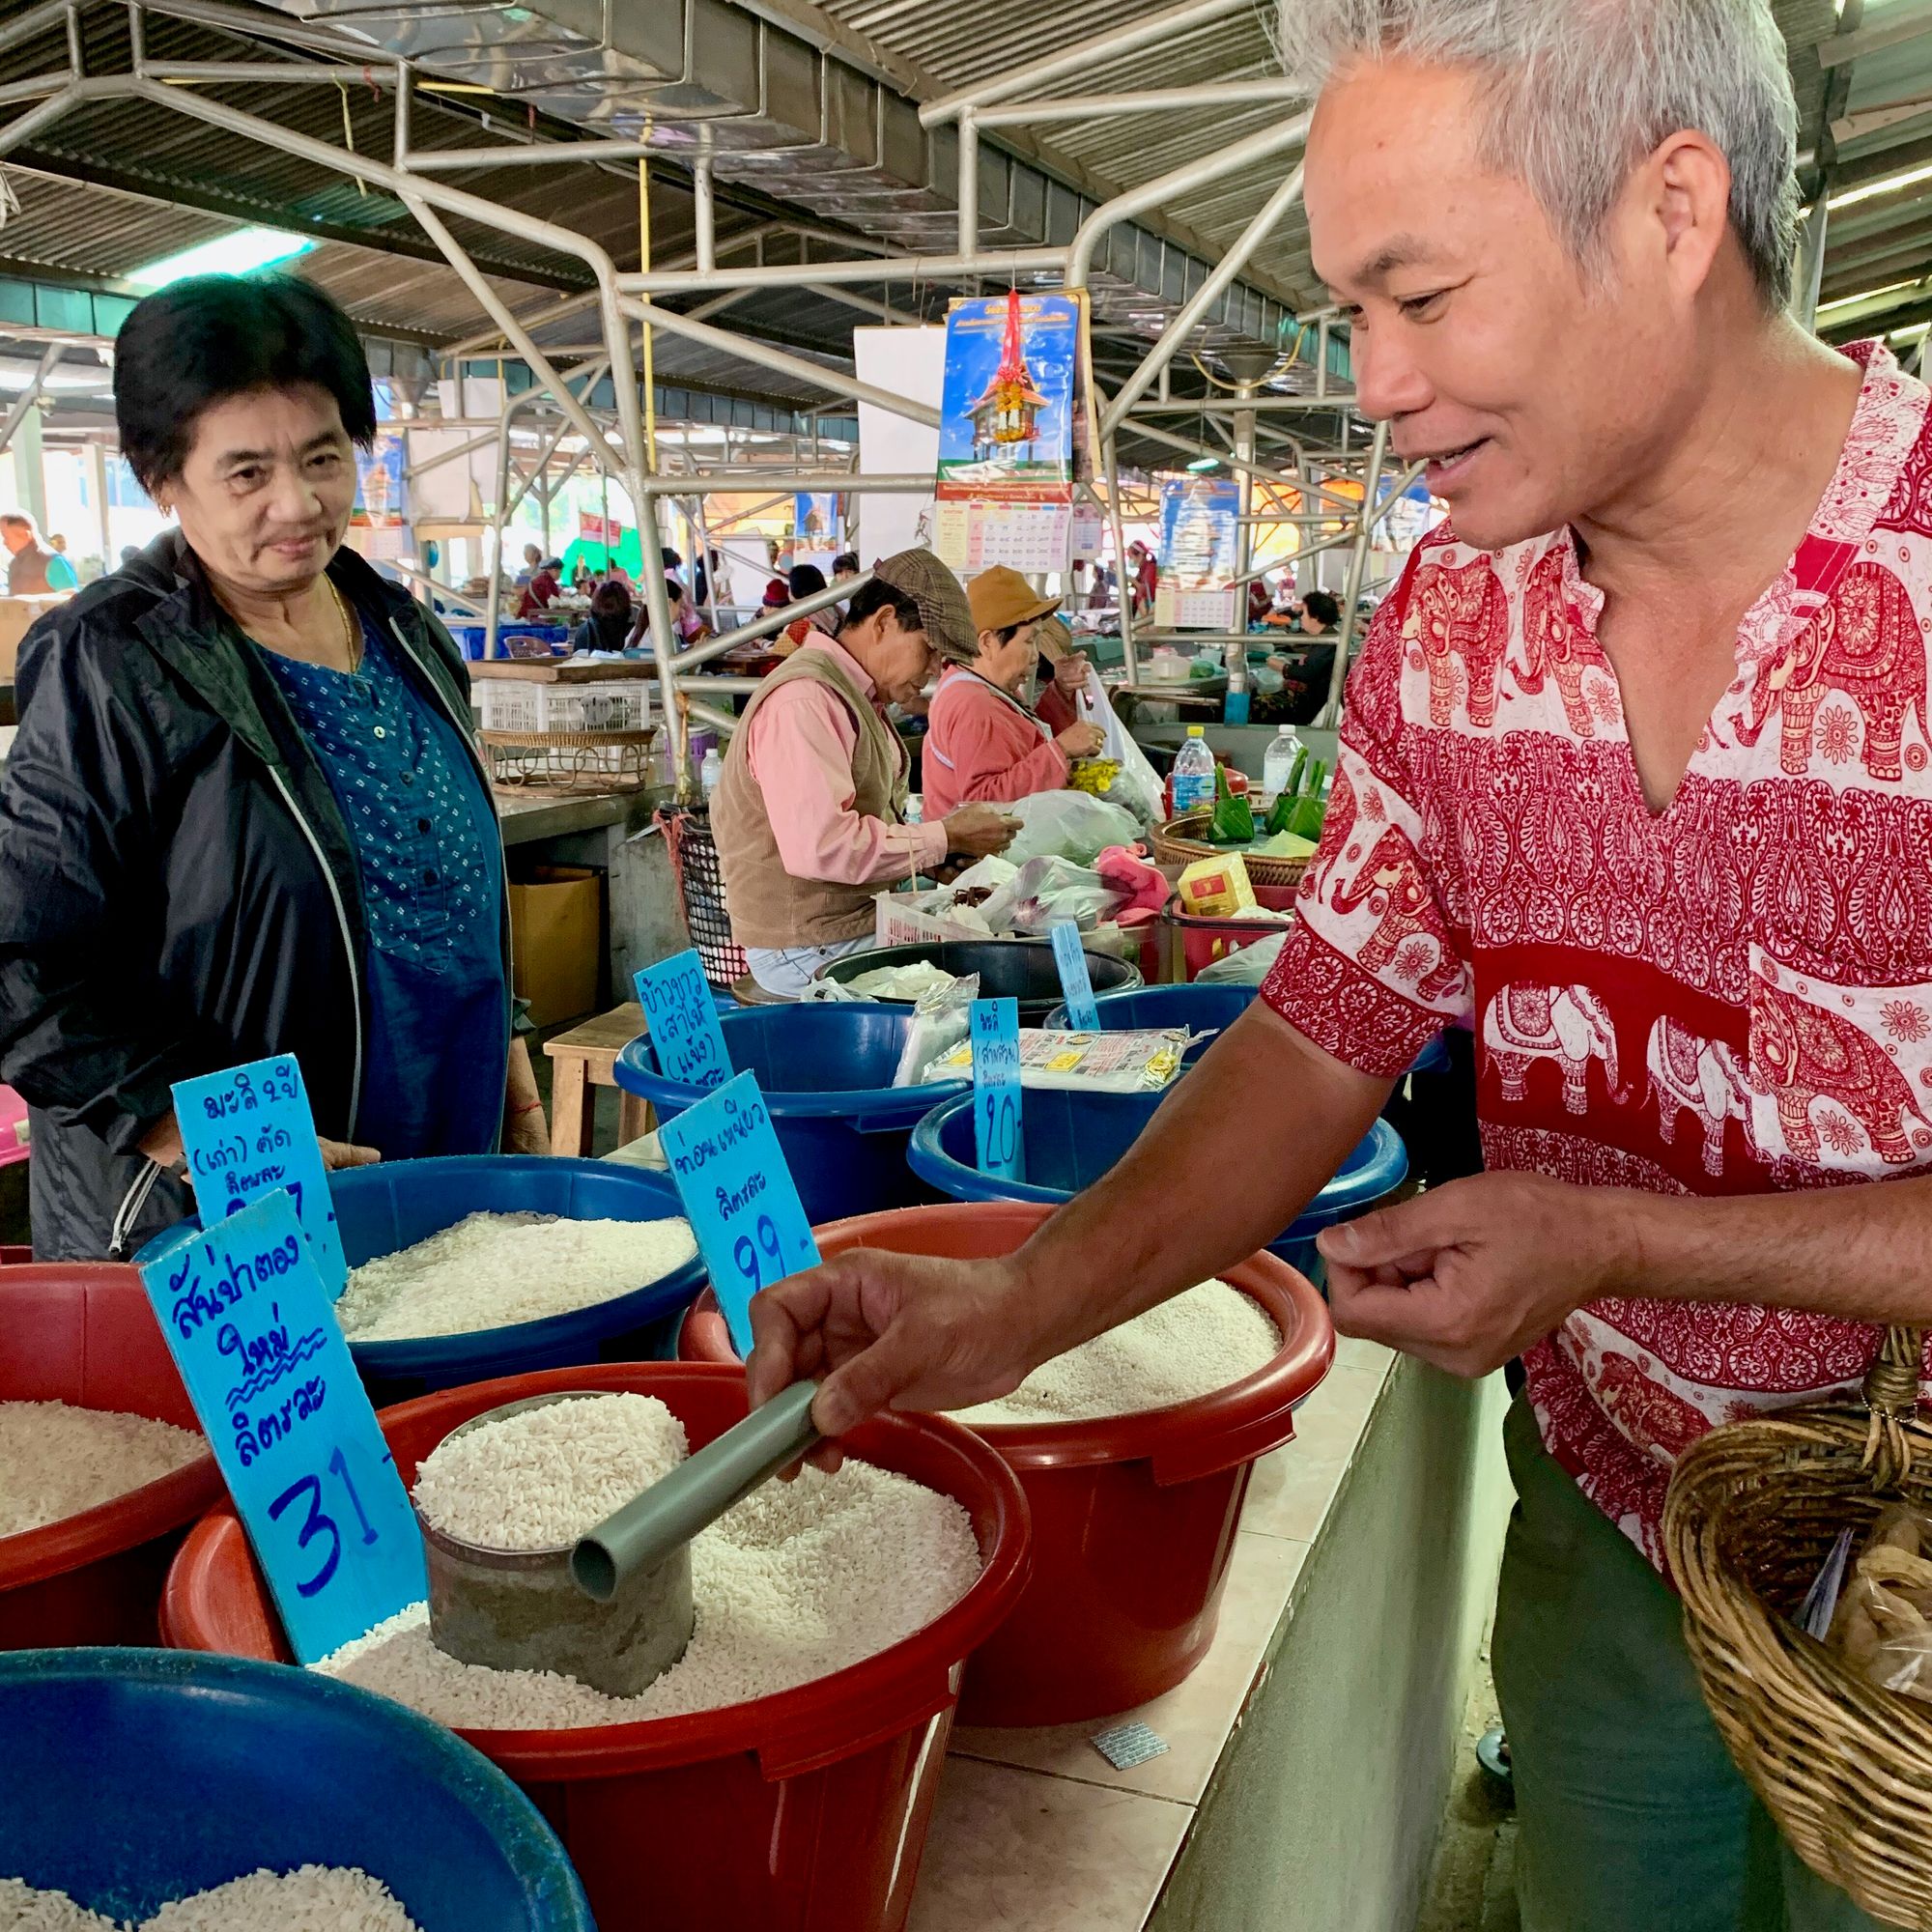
[126,227,316,292]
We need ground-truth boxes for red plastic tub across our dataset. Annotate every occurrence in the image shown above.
[161,1361,1030,1932]
[679,1200,1332,1725]
[0,1264,221,1649]
[1164,882,1300,981]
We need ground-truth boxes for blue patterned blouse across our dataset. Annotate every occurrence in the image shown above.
[260,614,508,1158]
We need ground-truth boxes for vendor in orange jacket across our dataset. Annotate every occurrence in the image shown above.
[922,567,1104,819]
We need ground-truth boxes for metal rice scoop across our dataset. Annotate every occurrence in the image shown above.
[417,1383,821,1699]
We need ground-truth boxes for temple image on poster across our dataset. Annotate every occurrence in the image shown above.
[936,289,1079,502]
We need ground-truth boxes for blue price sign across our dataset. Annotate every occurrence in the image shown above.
[970,998,1024,1180]
[138,1192,424,1662]
[634,948,732,1091]
[657,1070,820,1357]
[172,1055,347,1298]
[1049,923,1101,1033]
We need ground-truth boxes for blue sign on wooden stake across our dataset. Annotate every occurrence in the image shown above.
[634,949,733,1091]
[137,1191,425,1662]
[1049,922,1102,1033]
[172,1055,348,1297]
[970,997,1025,1180]
[657,1070,820,1357]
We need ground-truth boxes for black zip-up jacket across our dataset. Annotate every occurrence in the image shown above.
[0,531,513,1261]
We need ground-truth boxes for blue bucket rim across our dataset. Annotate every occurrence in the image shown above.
[613,1007,967,1122]
[132,1155,707,1374]
[908,1091,1407,1229]
[0,1646,592,1928]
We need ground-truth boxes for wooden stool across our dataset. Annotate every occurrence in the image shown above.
[542,1002,654,1158]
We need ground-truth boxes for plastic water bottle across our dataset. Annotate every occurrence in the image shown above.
[1171,725,1215,814]
[699,746,723,800]
[1262,724,1304,807]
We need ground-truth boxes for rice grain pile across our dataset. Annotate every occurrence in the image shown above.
[0,1868,418,1931]
[412,1393,687,1550]
[333,1211,697,1343]
[0,1402,203,1539]
[952,1279,1280,1426]
[320,1392,980,1728]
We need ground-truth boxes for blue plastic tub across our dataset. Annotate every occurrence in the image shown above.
[0,1647,589,1930]
[136,1155,707,1401]
[615,1003,967,1227]
[908,1087,1406,1287]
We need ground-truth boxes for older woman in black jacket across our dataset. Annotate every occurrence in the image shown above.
[0,274,546,1262]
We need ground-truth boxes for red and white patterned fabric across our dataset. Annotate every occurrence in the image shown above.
[1263,342,1932,1568]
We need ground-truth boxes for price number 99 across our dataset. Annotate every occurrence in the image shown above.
[731,1212,786,1294]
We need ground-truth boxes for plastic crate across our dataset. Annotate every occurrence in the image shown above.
[474,680,650,734]
[1165,882,1300,980]
[475,680,545,733]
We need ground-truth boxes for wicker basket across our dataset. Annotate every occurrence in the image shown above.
[480,726,658,792]
[1151,810,1313,891]
[1663,1325,1932,1928]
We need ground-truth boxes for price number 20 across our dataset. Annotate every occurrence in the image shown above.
[980,1088,1020,1169]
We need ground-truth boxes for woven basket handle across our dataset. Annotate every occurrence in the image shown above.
[1861,1325,1926,1487]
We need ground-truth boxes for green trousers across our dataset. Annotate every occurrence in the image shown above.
[1492,1399,1884,1932]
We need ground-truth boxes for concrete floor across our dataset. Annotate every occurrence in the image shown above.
[1415,1647,1519,1932]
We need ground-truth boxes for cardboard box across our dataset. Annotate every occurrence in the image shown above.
[0,595,66,681]
[1176,853,1258,919]
[509,865,603,1027]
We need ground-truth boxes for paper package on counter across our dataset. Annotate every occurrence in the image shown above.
[892,973,980,1087]
[928,1027,1191,1094]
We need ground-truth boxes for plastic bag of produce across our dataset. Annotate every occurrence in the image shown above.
[1195,931,1290,985]
[1006,855,1129,935]
[1829,1504,1932,1702]
[847,959,960,1001]
[1077,667,1163,825]
[1005,790,1142,867]
[892,973,980,1088]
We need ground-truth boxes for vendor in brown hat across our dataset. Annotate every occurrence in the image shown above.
[712,547,1020,999]
[922,566,1105,820]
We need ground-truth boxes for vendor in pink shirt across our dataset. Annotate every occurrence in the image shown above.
[923,567,1105,818]
[712,548,1019,999]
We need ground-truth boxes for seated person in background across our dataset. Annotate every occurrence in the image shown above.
[632,578,708,654]
[515,554,561,618]
[513,541,541,589]
[777,564,829,653]
[1248,579,1275,627]
[831,552,861,583]
[1266,588,1341,724]
[569,580,636,655]
[712,550,1017,998]
[923,567,1104,819]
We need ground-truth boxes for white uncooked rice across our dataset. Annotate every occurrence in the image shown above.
[333,1211,697,1343]
[952,1279,1281,1426]
[0,1401,203,1539]
[0,1868,417,1932]
[320,1395,980,1729]
[412,1392,688,1551]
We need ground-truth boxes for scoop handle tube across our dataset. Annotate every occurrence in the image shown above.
[571,1379,822,1602]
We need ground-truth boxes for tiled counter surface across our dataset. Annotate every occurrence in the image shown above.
[908,1343,1398,1932]
[604,1133,1405,1932]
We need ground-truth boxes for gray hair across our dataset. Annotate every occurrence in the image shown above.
[1275,0,1801,307]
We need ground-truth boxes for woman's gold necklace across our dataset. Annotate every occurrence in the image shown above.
[324,575,360,673]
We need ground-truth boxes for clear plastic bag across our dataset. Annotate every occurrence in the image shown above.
[1006,856,1128,935]
[893,972,980,1088]
[1195,930,1289,985]
[1078,668,1164,825]
[1005,790,1143,867]
[1829,1504,1932,1701]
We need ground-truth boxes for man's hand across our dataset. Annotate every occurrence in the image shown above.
[942,802,1022,859]
[1055,722,1106,760]
[319,1138,382,1171]
[1317,1172,1645,1378]
[746,1248,1050,1466]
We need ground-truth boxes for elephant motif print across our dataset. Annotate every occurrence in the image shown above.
[1512,546,1616,736]
[1644,1017,1752,1176]
[1749,969,1932,1166]
[1406,554,1511,727]
[1482,981,1627,1114]
[1328,826,1463,1002]
[1730,561,1931,781]
[1589,1351,1713,1463]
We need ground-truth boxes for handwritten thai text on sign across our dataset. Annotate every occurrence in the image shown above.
[634,950,732,1091]
[172,1056,346,1297]
[656,1070,819,1357]
[971,997,1024,1180]
[1049,923,1101,1033]
[138,1191,424,1662]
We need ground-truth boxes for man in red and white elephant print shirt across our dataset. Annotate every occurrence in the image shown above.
[1266,339,1932,1568]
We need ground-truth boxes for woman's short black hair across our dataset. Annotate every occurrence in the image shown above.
[788,563,828,600]
[590,581,633,619]
[838,578,921,636]
[114,272,377,494]
[1302,589,1341,629]
[832,551,860,575]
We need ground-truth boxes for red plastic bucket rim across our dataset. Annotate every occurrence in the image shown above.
[684,1199,1334,1480]
[165,1360,1032,1783]
[0,1265,223,1593]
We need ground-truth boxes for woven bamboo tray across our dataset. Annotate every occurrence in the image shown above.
[1151,810,1312,890]
[481,725,659,794]
[1663,1326,1932,1928]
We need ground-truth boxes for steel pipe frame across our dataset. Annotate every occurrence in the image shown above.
[0,343,63,458]
[665,570,873,675]
[615,247,1065,297]
[1320,420,1390,728]
[968,77,1309,128]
